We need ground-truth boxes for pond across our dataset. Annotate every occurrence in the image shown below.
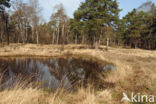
[0,57,115,91]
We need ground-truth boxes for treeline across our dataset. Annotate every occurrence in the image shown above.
[0,0,156,50]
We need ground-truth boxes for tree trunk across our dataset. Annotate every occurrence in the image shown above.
[66,31,69,44]
[36,31,39,44]
[25,23,28,43]
[32,28,34,43]
[0,25,3,43]
[75,34,77,44]
[61,24,65,51]
[21,30,25,44]
[52,31,55,44]
[95,36,99,49]
[106,38,109,50]
[99,33,102,45]
[82,34,85,44]
[67,30,69,44]
[93,36,95,46]
[5,18,9,45]
[95,41,99,49]
[17,24,21,43]
[57,27,59,44]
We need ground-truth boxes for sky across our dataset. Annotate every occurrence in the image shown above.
[25,0,156,22]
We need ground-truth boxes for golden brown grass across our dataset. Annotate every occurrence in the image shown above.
[0,84,114,104]
[0,43,156,104]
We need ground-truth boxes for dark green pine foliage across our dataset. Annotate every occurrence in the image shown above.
[0,0,10,44]
[0,0,10,13]
[73,0,120,46]
[116,19,126,45]
[123,9,151,48]
[69,19,84,43]
[148,15,156,49]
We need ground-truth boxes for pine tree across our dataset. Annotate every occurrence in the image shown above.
[123,9,150,48]
[116,19,126,45]
[0,0,10,13]
[0,0,10,44]
[73,0,120,48]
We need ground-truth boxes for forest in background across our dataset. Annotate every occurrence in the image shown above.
[0,0,156,50]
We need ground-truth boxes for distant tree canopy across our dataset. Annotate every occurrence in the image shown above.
[0,0,10,7]
[0,0,10,44]
[120,3,156,49]
[71,0,120,47]
[0,0,156,50]
[50,4,69,45]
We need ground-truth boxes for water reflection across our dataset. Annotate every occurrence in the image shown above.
[0,57,115,90]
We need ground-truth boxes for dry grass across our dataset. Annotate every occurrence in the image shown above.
[0,84,114,104]
[0,43,156,104]
[0,88,42,104]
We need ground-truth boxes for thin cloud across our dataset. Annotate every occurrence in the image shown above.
[39,0,82,22]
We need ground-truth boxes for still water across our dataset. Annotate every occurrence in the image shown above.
[0,57,115,90]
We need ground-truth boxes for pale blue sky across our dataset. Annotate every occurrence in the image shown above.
[118,0,156,17]
[21,0,156,22]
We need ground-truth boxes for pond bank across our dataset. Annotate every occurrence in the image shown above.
[0,57,116,91]
[0,44,156,104]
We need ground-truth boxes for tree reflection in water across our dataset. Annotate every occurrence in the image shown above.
[0,57,115,91]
